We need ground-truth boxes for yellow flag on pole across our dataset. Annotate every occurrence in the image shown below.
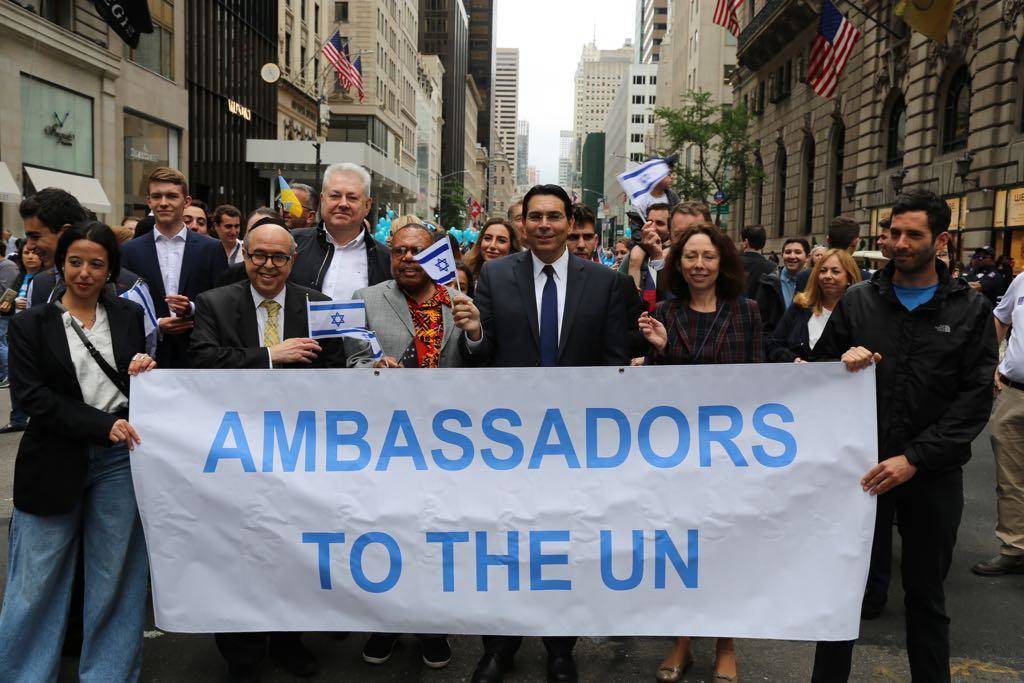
[895,0,958,44]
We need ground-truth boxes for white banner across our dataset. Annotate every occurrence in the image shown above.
[130,364,877,640]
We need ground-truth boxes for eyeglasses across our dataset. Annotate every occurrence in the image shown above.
[526,212,566,224]
[246,251,293,267]
[393,245,426,256]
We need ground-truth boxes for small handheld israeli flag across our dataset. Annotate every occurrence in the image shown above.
[616,156,671,201]
[306,299,383,360]
[120,278,158,357]
[412,238,458,286]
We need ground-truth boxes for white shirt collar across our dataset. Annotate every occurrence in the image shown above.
[250,284,287,310]
[326,228,366,250]
[531,247,570,282]
[154,225,189,242]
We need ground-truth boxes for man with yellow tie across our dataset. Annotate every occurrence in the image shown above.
[189,218,346,681]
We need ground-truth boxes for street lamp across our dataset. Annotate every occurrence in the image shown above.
[890,169,908,196]
[955,153,979,189]
[843,182,857,204]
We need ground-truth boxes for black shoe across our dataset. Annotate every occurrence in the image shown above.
[268,640,317,678]
[0,423,25,434]
[421,636,452,669]
[228,663,261,683]
[362,633,399,665]
[471,652,512,683]
[861,599,885,620]
[547,654,578,683]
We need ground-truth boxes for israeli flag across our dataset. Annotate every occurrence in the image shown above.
[616,157,671,201]
[120,278,158,357]
[306,299,383,360]
[412,238,458,285]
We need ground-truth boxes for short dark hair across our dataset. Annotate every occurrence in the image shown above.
[19,188,88,233]
[891,189,951,237]
[664,223,746,301]
[522,184,572,219]
[189,198,208,213]
[571,204,597,230]
[740,225,767,250]
[55,221,121,283]
[456,263,475,297]
[782,237,811,255]
[828,216,861,250]
[673,201,712,222]
[213,204,241,224]
[247,206,279,225]
[646,202,673,219]
[878,216,891,232]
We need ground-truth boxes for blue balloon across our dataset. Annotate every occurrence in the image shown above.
[388,209,397,219]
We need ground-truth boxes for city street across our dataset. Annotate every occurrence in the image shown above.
[0,393,1020,682]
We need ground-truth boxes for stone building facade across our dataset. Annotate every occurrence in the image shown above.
[734,0,1024,266]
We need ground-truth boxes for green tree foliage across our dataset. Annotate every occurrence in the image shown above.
[440,179,467,229]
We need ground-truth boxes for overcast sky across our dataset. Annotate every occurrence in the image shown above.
[494,0,636,184]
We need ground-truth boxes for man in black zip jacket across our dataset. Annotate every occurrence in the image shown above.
[289,162,391,297]
[810,190,997,683]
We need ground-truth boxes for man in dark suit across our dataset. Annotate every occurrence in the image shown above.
[740,225,776,299]
[120,167,229,369]
[190,221,343,682]
[461,185,629,683]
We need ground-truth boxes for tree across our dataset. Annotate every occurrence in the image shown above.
[654,90,764,225]
[439,178,467,229]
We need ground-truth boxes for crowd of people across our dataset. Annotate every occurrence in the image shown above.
[0,160,1014,683]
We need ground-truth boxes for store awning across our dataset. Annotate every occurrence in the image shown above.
[24,166,111,213]
[0,163,21,204]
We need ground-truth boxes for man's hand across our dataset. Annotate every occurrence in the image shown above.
[109,418,142,451]
[994,368,1004,396]
[841,346,881,372]
[373,356,401,368]
[862,455,917,496]
[0,300,12,314]
[639,222,664,260]
[165,294,192,317]
[268,338,321,365]
[158,316,194,335]
[638,312,668,353]
[14,297,27,311]
[968,281,982,291]
[452,293,481,341]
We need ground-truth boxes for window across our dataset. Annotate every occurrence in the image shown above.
[631,114,644,124]
[753,152,764,225]
[315,4,320,32]
[631,133,645,143]
[285,32,292,69]
[830,123,846,217]
[632,95,645,104]
[335,1,349,22]
[124,0,174,79]
[942,66,970,153]
[886,94,906,168]
[775,142,787,237]
[301,1,306,21]
[633,75,646,85]
[801,135,815,234]
[300,46,307,81]
[723,64,736,85]
[651,76,657,85]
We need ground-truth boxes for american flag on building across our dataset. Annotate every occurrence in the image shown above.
[806,0,862,99]
[323,30,364,102]
[713,0,744,36]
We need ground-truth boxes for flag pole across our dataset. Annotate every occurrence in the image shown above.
[834,0,902,38]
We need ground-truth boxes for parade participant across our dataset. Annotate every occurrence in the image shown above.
[286,182,318,230]
[120,167,229,368]
[877,218,893,259]
[0,244,41,429]
[182,198,209,234]
[975,268,1024,577]
[766,248,860,362]
[457,263,475,297]
[963,246,1005,307]
[291,163,392,299]
[190,222,346,681]
[507,200,525,244]
[797,216,868,289]
[740,225,776,299]
[464,217,521,278]
[811,189,998,682]
[0,221,156,682]
[463,184,629,683]
[120,216,139,237]
[629,160,679,220]
[638,222,761,682]
[809,244,827,267]
[613,238,630,269]
[211,204,245,264]
[753,237,809,335]
[620,203,672,311]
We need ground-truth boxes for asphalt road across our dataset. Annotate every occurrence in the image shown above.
[0,389,1020,682]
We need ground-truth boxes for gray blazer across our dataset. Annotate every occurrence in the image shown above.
[345,280,467,368]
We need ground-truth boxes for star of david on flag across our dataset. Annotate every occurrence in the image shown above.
[412,237,459,286]
[330,312,346,327]
[305,299,383,359]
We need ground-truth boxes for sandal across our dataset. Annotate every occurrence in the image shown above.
[656,651,694,682]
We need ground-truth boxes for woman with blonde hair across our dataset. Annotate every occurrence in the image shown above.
[463,216,520,278]
[766,247,861,362]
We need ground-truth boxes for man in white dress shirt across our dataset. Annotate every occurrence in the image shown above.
[290,163,392,298]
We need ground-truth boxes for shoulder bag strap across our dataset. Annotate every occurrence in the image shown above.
[54,303,129,396]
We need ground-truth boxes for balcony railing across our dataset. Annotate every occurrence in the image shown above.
[737,0,818,71]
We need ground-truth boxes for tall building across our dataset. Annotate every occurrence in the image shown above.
[559,130,574,186]
[416,55,445,218]
[188,1,277,211]
[571,40,634,186]
[581,133,605,213]
[489,150,514,216]
[464,75,487,210]
[636,0,669,64]
[276,1,324,143]
[516,120,529,186]
[0,1,189,225]
[604,63,659,228]
[419,0,469,180]
[467,0,496,150]
[528,166,540,186]
[493,48,520,173]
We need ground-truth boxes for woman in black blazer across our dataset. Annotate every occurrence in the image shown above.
[0,222,156,682]
[766,248,862,362]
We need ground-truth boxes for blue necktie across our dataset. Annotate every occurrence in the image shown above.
[540,264,558,367]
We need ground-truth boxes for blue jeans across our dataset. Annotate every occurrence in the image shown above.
[0,316,8,381]
[0,444,149,682]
